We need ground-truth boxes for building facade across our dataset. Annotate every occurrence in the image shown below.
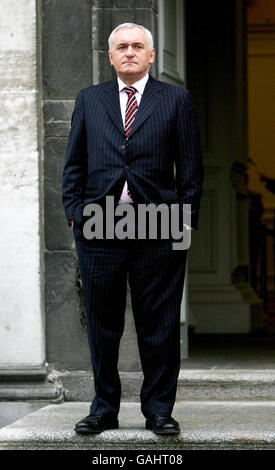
[0,0,268,400]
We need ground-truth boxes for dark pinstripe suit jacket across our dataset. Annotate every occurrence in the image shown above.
[62,74,203,230]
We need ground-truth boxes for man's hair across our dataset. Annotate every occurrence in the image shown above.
[108,23,154,50]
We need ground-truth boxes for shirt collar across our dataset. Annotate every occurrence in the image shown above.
[117,73,149,95]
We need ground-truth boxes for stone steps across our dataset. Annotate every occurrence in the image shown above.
[61,369,275,401]
[0,401,275,450]
[1,369,275,401]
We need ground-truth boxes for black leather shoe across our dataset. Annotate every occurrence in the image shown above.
[145,414,180,435]
[74,414,119,434]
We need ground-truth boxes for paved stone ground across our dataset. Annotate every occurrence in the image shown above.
[0,400,274,450]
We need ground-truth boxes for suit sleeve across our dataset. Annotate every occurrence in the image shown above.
[175,90,204,230]
[62,90,87,225]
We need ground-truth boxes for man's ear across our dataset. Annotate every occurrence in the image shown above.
[108,50,113,66]
[149,48,156,64]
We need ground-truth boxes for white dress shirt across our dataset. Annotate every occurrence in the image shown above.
[117,73,149,203]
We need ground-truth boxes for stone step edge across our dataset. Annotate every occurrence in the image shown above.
[2,368,275,383]
[56,369,275,383]
[0,440,273,450]
[1,369,275,401]
[0,368,48,382]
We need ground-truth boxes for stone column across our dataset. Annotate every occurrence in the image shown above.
[0,0,44,367]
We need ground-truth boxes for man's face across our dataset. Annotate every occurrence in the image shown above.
[108,27,155,84]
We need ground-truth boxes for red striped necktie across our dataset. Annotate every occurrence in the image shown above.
[124,86,138,140]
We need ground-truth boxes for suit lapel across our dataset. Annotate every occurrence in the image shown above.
[100,79,125,135]
[100,74,163,137]
[129,75,163,137]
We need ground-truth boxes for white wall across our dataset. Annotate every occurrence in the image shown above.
[0,0,44,366]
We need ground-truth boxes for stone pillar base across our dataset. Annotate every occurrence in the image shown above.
[0,367,62,401]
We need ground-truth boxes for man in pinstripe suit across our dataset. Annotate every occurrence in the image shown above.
[62,23,203,435]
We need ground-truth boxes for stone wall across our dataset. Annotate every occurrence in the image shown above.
[42,0,158,372]
[42,0,94,371]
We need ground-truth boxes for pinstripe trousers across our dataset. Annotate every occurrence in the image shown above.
[73,217,187,419]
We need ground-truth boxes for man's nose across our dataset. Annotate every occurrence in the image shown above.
[126,46,134,56]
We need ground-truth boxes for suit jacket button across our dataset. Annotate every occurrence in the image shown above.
[125,165,129,170]
[120,145,126,150]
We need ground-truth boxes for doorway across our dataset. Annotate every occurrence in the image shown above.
[182,0,275,367]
